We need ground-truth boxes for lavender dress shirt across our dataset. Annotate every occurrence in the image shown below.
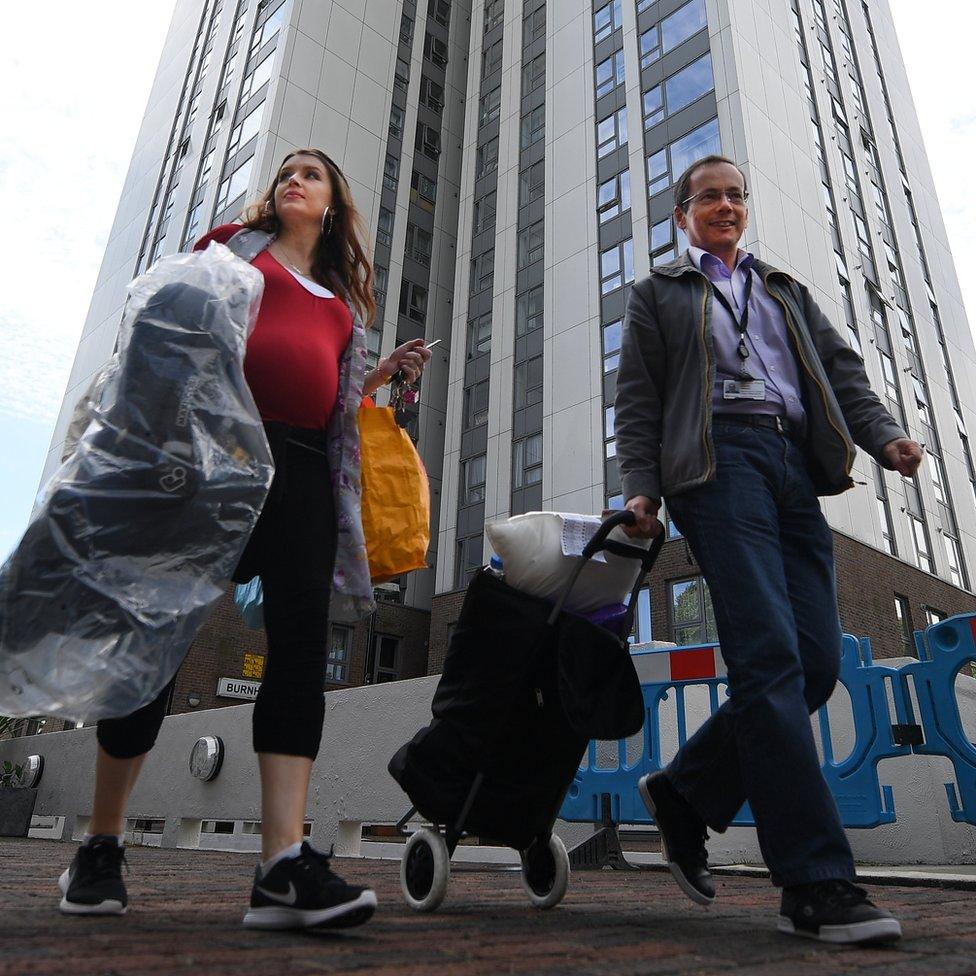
[689,246,806,429]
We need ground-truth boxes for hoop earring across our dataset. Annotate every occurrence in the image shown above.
[263,200,274,216]
[322,208,334,237]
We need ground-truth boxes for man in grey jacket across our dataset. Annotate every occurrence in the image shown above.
[616,155,922,945]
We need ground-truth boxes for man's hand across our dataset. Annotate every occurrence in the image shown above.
[623,495,663,538]
[882,438,924,478]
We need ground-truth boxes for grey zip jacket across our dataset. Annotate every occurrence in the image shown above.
[615,251,908,503]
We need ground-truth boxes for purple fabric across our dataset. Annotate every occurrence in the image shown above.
[690,247,806,428]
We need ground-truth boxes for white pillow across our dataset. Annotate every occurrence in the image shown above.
[485,512,651,613]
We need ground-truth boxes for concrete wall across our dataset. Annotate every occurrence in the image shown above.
[4,662,976,867]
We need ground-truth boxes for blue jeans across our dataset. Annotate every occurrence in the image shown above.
[665,420,855,888]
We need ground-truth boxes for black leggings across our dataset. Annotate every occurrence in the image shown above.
[96,425,338,761]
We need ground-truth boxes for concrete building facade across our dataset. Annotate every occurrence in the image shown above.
[41,0,976,720]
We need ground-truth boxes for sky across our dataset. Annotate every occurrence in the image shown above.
[0,1,973,562]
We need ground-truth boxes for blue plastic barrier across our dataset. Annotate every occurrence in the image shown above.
[560,632,911,829]
[900,615,976,824]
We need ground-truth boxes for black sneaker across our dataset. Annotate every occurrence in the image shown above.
[243,843,377,930]
[638,772,715,905]
[779,879,902,944]
[58,835,128,915]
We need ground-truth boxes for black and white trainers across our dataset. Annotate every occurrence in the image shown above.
[243,843,377,930]
[638,771,715,905]
[58,835,128,915]
[779,879,902,944]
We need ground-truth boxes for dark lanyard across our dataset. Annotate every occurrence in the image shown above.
[709,270,754,363]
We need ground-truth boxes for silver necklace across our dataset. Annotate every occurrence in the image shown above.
[273,242,313,278]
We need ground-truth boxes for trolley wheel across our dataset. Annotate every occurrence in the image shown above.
[520,834,570,909]
[400,827,450,912]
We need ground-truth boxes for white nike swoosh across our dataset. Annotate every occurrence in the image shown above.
[254,881,298,906]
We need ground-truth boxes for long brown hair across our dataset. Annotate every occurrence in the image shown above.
[241,149,376,325]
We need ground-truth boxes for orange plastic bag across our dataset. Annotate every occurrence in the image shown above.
[358,400,431,583]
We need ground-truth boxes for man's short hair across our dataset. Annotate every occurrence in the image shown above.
[674,155,748,212]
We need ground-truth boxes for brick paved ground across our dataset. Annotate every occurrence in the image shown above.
[2,839,976,976]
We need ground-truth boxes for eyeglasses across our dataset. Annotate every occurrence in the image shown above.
[681,188,749,209]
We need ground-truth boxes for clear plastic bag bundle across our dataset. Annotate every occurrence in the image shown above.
[0,243,274,721]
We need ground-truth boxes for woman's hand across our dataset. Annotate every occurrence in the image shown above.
[379,338,433,384]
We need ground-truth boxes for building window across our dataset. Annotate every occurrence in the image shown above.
[602,319,622,372]
[598,171,631,222]
[405,223,433,266]
[411,169,437,208]
[327,625,351,682]
[647,149,668,196]
[430,0,452,28]
[483,39,503,78]
[215,154,254,213]
[399,279,428,324]
[643,85,664,129]
[925,606,947,627]
[513,433,543,488]
[421,76,444,112]
[593,0,622,44]
[455,534,484,588]
[485,0,504,33]
[514,355,544,409]
[399,12,414,44]
[238,52,275,103]
[226,100,266,156]
[650,218,672,253]
[519,161,545,208]
[464,380,490,428]
[394,57,410,91]
[467,312,492,358]
[669,576,718,645]
[520,105,546,149]
[516,286,544,336]
[523,4,545,44]
[424,32,449,69]
[669,118,721,183]
[604,404,616,458]
[470,249,495,293]
[480,87,501,126]
[600,239,634,294]
[462,454,487,504]
[476,137,499,177]
[365,634,400,683]
[522,52,546,95]
[365,325,382,370]
[894,595,914,655]
[377,207,394,248]
[517,220,545,269]
[597,107,627,158]
[873,462,896,556]
[595,50,626,99]
[664,52,714,114]
[383,153,400,192]
[390,103,405,139]
[373,265,388,303]
[416,121,441,159]
[474,190,497,232]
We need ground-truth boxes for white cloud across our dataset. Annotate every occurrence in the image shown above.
[0,3,174,426]
[889,0,976,340]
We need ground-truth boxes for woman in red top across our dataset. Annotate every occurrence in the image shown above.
[58,150,431,930]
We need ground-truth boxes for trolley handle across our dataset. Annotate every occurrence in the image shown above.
[547,512,665,625]
[582,511,665,572]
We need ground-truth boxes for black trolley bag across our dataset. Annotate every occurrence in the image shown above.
[389,510,664,912]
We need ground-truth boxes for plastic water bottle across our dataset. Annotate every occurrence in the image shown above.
[487,555,504,578]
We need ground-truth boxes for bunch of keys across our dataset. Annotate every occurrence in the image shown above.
[389,339,441,415]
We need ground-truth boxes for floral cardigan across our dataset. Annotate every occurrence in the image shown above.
[228,228,374,623]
